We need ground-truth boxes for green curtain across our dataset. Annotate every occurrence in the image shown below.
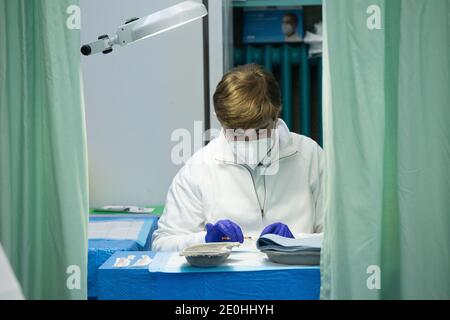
[321,0,450,299]
[0,0,88,299]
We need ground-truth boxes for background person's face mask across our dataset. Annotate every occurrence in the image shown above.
[282,23,295,36]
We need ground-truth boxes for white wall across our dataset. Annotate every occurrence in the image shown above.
[207,0,224,131]
[81,0,205,208]
[208,0,234,131]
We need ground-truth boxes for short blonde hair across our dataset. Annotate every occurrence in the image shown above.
[213,64,281,129]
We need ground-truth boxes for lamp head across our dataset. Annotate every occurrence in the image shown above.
[124,1,208,43]
[81,1,208,56]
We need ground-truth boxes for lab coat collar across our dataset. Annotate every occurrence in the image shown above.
[214,119,298,164]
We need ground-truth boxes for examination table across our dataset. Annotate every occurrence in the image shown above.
[88,215,160,299]
[97,250,321,300]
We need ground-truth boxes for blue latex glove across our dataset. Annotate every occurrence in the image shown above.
[260,222,295,239]
[205,220,244,243]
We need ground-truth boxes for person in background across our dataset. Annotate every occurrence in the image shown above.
[282,13,302,42]
[152,64,323,252]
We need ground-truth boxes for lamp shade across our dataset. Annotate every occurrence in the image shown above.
[121,1,208,43]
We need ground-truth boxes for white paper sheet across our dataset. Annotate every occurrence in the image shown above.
[149,249,317,273]
[88,220,145,240]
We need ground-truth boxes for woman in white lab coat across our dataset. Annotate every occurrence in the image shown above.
[152,64,323,252]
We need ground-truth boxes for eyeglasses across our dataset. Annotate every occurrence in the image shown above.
[224,123,275,142]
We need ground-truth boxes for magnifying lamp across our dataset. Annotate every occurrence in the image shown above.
[81,1,208,56]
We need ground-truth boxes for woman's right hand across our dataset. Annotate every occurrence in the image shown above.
[205,219,244,243]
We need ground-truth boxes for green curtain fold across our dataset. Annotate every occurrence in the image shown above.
[321,0,450,299]
[0,0,88,299]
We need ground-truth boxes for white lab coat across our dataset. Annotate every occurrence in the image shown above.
[152,119,324,252]
[0,244,24,300]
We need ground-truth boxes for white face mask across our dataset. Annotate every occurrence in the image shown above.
[282,23,295,36]
[229,137,274,170]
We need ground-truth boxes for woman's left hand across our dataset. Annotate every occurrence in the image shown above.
[260,222,295,238]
